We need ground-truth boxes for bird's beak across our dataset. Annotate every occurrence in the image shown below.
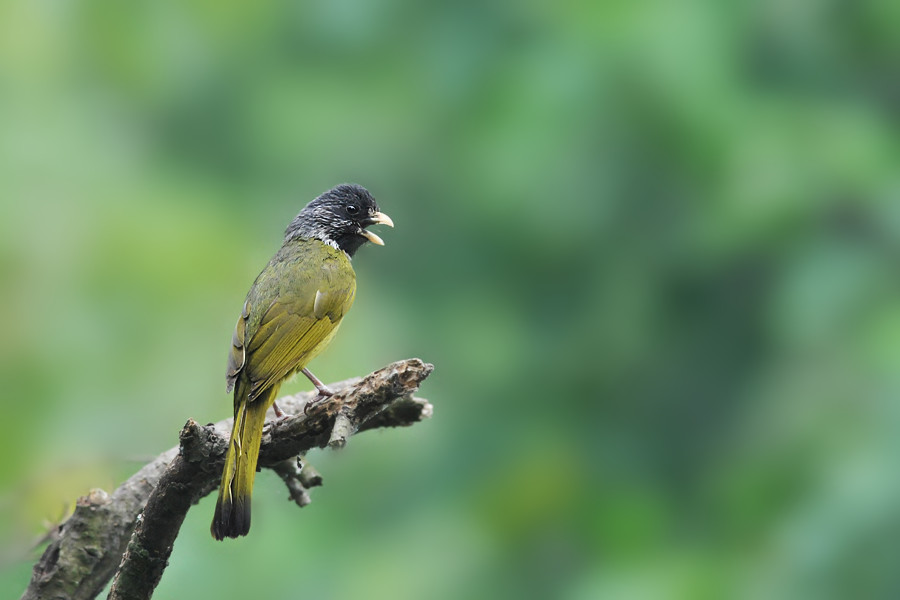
[369,212,394,228]
[360,212,394,246]
[360,230,384,246]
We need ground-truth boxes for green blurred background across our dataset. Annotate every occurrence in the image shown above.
[2,1,899,598]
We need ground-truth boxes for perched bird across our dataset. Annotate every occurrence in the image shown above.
[211,183,393,540]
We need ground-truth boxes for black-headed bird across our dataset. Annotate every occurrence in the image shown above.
[211,184,392,540]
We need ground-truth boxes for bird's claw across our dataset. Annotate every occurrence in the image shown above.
[303,389,334,416]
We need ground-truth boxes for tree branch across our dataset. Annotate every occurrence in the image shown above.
[21,358,434,600]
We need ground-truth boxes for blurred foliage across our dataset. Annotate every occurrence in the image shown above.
[1,0,899,598]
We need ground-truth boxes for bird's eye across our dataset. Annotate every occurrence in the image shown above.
[346,205,359,215]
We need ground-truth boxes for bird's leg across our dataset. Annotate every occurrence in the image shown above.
[302,367,334,414]
[264,401,290,433]
[302,367,334,397]
[272,401,286,419]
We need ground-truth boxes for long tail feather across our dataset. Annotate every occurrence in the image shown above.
[211,384,279,540]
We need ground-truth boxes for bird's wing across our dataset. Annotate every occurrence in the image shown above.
[226,300,251,393]
[240,254,356,400]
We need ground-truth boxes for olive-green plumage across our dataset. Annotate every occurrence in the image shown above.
[211,183,391,540]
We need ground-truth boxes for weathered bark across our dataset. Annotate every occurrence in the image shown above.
[21,359,434,600]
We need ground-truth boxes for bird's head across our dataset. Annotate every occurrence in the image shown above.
[286,183,394,257]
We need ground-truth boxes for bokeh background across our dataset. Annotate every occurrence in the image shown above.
[2,1,899,598]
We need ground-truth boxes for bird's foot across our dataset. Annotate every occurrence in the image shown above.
[304,387,334,416]
[301,367,334,396]
[265,401,291,432]
[301,367,335,415]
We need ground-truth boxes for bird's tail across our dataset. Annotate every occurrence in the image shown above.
[211,384,279,540]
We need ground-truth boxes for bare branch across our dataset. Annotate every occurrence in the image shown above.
[20,359,433,600]
[271,457,314,507]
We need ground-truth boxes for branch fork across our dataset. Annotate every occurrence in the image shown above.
[22,358,434,600]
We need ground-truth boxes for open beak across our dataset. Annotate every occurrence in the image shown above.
[360,211,394,246]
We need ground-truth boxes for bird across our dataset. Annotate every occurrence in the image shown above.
[211,183,393,540]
